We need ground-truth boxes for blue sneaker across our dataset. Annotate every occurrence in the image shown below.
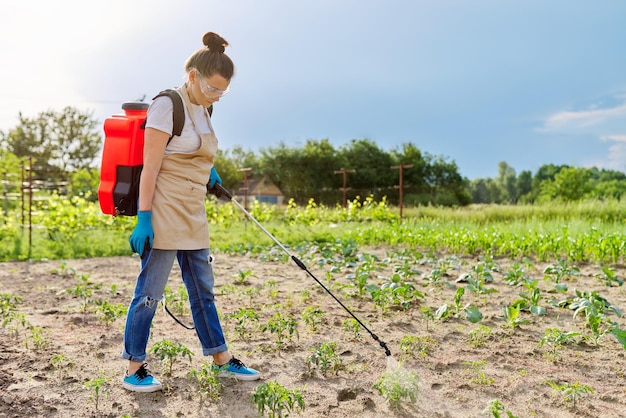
[122,363,163,392]
[213,357,261,381]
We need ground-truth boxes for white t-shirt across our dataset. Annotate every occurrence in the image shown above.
[144,89,214,155]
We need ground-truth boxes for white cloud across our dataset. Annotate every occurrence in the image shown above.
[543,102,626,131]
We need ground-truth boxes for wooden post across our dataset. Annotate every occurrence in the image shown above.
[334,168,355,208]
[238,167,252,211]
[391,164,413,218]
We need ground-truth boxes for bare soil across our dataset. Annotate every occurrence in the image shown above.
[1,248,626,418]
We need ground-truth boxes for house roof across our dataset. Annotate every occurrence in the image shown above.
[234,175,283,196]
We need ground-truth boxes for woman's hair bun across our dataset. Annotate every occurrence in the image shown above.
[202,32,228,54]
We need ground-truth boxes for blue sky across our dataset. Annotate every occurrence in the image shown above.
[1,0,625,179]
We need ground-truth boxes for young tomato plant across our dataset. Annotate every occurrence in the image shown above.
[188,361,223,403]
[374,362,419,408]
[301,305,324,333]
[252,381,305,418]
[149,339,194,376]
[262,312,299,350]
[306,342,344,376]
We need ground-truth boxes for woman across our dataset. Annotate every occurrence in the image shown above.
[121,31,260,392]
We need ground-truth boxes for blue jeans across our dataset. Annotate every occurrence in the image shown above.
[122,248,228,362]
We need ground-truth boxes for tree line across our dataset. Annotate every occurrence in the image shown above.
[1,107,625,207]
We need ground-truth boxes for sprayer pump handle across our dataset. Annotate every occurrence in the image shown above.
[208,183,233,200]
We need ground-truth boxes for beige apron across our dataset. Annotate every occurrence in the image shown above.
[152,87,217,250]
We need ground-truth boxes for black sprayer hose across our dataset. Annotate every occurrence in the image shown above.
[209,183,391,357]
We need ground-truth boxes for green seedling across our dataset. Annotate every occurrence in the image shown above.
[25,327,50,351]
[539,328,581,361]
[307,342,344,376]
[228,307,259,340]
[1,293,29,337]
[301,306,324,333]
[188,361,223,402]
[252,381,305,418]
[50,354,75,379]
[546,381,594,406]
[436,287,483,323]
[467,325,492,348]
[419,306,435,331]
[65,274,100,312]
[233,268,256,285]
[462,274,498,296]
[503,262,531,287]
[569,290,622,345]
[94,300,127,326]
[594,266,624,287]
[503,304,530,329]
[399,335,437,360]
[341,318,362,340]
[513,287,546,316]
[265,280,279,299]
[344,270,371,298]
[463,360,494,385]
[84,373,111,411]
[374,361,419,408]
[483,399,518,418]
[163,285,190,316]
[543,259,580,292]
[262,312,299,349]
[149,339,194,376]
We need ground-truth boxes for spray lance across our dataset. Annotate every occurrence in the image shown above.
[209,183,391,357]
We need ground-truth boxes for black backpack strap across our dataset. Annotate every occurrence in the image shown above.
[140,89,214,143]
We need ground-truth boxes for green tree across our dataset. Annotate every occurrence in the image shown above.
[424,153,470,206]
[539,166,591,202]
[337,138,395,196]
[516,170,533,203]
[214,146,259,192]
[2,107,101,179]
[496,161,517,203]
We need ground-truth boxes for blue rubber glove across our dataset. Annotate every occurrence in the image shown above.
[209,167,222,188]
[130,211,154,258]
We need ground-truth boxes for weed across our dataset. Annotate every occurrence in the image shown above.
[467,325,492,348]
[399,335,437,360]
[463,360,494,385]
[252,381,305,418]
[149,339,194,375]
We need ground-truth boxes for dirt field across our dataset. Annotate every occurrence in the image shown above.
[1,248,626,417]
